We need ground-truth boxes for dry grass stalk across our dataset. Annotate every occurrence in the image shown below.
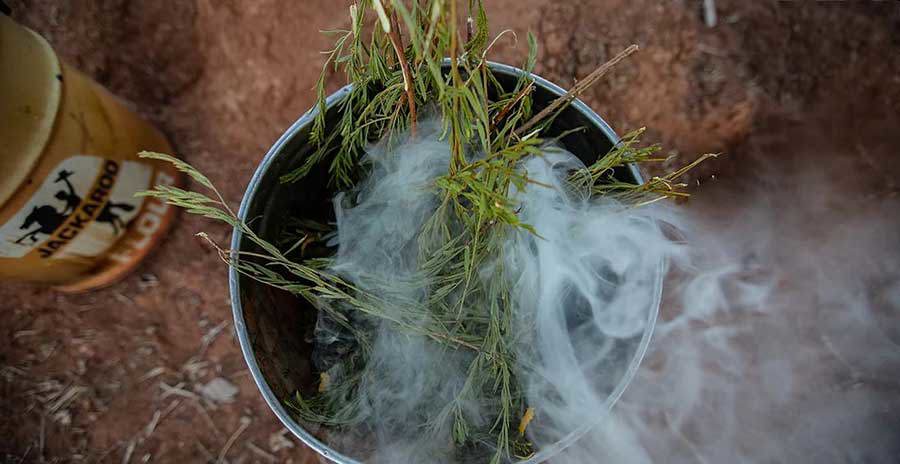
[515,44,640,136]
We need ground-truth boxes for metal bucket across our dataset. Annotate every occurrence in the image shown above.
[230,63,660,463]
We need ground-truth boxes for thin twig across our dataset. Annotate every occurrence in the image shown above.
[48,385,86,414]
[515,44,639,136]
[16,445,32,464]
[490,81,534,131]
[159,382,199,400]
[121,439,136,464]
[145,399,182,438]
[139,366,166,382]
[216,418,250,464]
[198,320,229,359]
[483,29,517,58]
[387,10,417,136]
[145,411,161,438]
[449,0,461,84]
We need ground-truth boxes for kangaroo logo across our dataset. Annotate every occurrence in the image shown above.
[15,168,135,245]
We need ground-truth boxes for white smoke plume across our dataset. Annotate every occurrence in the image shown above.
[326,120,471,462]
[320,119,900,463]
[323,120,683,463]
[553,143,900,463]
[504,147,682,461]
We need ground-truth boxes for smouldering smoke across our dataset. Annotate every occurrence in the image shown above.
[504,147,681,462]
[327,120,471,462]
[324,121,682,463]
[321,121,900,463]
[554,148,900,463]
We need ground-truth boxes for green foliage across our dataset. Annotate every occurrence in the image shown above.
[141,1,714,462]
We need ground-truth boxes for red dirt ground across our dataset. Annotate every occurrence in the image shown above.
[2,1,899,463]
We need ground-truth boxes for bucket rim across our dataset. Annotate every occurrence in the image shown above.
[229,61,658,464]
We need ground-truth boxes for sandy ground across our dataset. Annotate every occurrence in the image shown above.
[2,1,899,463]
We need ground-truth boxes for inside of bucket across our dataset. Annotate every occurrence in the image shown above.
[235,66,650,462]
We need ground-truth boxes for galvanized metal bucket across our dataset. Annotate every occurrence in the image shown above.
[230,63,660,463]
